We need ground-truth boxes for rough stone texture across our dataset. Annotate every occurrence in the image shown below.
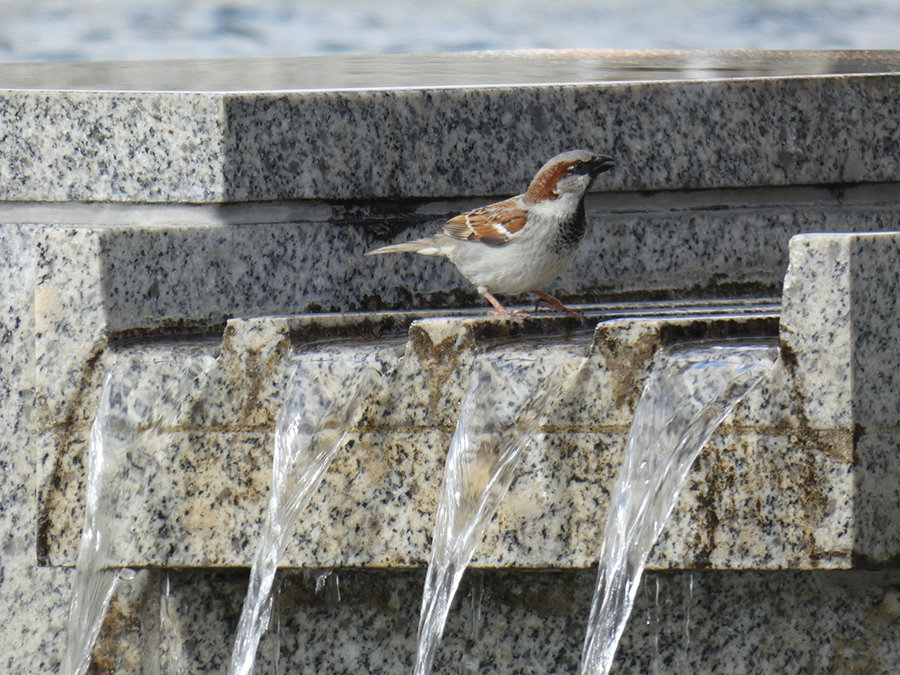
[0,92,226,202]
[31,292,886,572]
[92,567,900,675]
[1,61,899,202]
[781,233,900,565]
[0,223,71,674]
[2,53,900,674]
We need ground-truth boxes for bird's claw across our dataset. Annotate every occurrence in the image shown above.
[532,294,586,324]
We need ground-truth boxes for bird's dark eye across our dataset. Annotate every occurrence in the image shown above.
[568,161,590,175]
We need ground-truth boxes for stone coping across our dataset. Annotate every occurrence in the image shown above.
[1,50,898,202]
[2,50,900,92]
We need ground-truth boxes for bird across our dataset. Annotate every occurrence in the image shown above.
[365,149,614,318]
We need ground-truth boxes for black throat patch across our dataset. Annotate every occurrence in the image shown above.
[555,199,587,252]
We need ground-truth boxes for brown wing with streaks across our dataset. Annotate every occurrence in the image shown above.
[441,197,528,246]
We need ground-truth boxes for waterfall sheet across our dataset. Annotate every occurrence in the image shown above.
[62,346,216,675]
[414,341,584,675]
[580,342,775,675]
[228,346,387,675]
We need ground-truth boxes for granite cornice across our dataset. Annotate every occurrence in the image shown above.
[0,89,229,203]
[0,70,897,203]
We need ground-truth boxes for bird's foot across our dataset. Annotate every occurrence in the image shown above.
[486,308,529,318]
[532,291,585,323]
[483,291,528,318]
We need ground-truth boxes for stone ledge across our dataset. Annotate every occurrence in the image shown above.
[2,51,899,202]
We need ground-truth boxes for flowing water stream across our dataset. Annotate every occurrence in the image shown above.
[579,342,775,675]
[413,341,584,675]
[62,335,774,674]
[227,344,389,675]
[61,345,217,675]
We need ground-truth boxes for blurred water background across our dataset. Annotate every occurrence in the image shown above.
[1,0,899,62]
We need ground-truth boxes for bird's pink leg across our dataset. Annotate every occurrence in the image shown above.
[482,291,529,317]
[531,290,584,321]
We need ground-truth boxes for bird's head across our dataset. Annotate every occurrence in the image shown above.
[525,150,615,204]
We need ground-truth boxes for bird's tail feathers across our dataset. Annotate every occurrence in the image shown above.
[365,237,442,256]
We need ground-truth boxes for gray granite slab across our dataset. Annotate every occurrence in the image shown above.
[0,222,71,675]
[34,232,900,573]
[1,57,899,202]
[0,91,226,202]
[3,52,900,674]
[780,232,900,565]
[91,567,900,674]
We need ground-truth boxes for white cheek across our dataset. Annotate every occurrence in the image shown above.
[554,174,592,196]
[530,191,581,221]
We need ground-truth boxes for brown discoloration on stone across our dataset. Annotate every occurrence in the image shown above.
[88,593,141,675]
[223,323,291,428]
[779,338,799,376]
[657,316,779,344]
[409,322,473,417]
[691,445,730,569]
[107,321,227,344]
[288,314,411,344]
[37,337,107,566]
[594,326,660,412]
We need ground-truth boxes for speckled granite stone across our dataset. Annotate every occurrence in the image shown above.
[36,310,854,571]
[1,59,899,202]
[0,92,226,203]
[35,233,900,575]
[93,567,900,674]
[780,232,900,564]
[28,186,900,434]
[221,74,900,202]
[3,53,900,675]
[0,223,70,674]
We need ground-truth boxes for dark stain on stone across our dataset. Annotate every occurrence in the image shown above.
[87,593,139,675]
[594,328,659,412]
[288,315,411,345]
[409,324,471,416]
[38,338,106,566]
[657,316,779,344]
[36,454,65,566]
[851,551,900,570]
[238,349,263,424]
[853,422,867,448]
[107,320,228,345]
[467,317,583,344]
[327,196,441,241]
[691,449,721,569]
[780,339,799,376]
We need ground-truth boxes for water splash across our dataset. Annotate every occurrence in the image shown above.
[227,347,382,675]
[461,571,484,675]
[414,344,578,675]
[61,346,216,675]
[160,571,189,675]
[647,575,662,675]
[580,342,775,675]
[674,571,694,672]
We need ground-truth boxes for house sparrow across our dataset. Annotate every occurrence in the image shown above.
[366,149,614,318]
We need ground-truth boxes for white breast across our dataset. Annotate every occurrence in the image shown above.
[440,193,582,295]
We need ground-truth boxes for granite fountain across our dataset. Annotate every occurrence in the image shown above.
[2,50,900,674]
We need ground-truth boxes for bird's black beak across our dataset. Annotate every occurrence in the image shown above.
[590,154,615,177]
